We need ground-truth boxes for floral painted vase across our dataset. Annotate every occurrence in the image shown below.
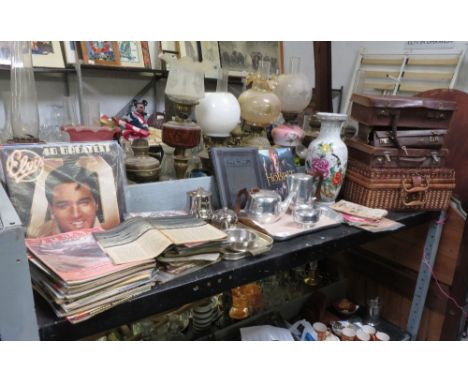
[305,112,348,204]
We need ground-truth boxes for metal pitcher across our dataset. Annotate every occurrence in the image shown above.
[186,187,213,221]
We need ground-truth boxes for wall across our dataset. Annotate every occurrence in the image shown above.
[0,41,467,138]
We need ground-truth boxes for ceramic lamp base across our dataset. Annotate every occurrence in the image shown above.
[271,123,305,147]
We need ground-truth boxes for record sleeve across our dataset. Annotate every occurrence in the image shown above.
[0,141,127,238]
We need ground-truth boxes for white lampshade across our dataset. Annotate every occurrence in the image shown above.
[195,92,241,137]
[274,57,312,113]
[165,57,205,104]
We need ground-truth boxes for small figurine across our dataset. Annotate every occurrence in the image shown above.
[115,99,150,140]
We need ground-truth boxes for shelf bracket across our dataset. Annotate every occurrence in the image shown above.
[406,210,446,340]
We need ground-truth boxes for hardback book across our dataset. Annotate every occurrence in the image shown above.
[0,141,127,238]
[257,148,296,200]
[209,147,267,209]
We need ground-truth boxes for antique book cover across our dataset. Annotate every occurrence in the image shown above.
[257,148,296,200]
[0,141,127,238]
[210,147,266,209]
[26,228,153,284]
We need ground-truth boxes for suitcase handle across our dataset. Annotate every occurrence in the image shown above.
[399,156,427,164]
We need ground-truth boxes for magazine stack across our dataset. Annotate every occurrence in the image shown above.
[26,229,157,323]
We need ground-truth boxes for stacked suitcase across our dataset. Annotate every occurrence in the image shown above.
[342,94,457,211]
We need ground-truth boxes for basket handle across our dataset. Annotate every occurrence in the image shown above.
[400,176,429,207]
[402,176,430,193]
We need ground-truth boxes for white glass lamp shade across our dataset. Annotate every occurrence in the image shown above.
[274,73,312,113]
[195,92,241,137]
[165,59,205,105]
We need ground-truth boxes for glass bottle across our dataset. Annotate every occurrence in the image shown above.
[159,143,177,181]
[10,41,40,141]
[0,91,13,143]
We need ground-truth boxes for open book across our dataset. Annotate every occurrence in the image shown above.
[93,215,227,264]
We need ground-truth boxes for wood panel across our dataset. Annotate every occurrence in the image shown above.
[361,204,464,285]
[344,264,446,340]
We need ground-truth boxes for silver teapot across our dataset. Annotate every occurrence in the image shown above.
[236,188,295,224]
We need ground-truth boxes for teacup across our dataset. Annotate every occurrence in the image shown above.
[313,322,328,341]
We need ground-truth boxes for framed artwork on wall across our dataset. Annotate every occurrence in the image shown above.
[140,41,152,69]
[31,41,65,68]
[0,42,11,66]
[118,41,145,68]
[200,41,221,79]
[160,41,178,53]
[62,41,77,65]
[81,41,120,66]
[218,41,284,77]
[177,41,200,61]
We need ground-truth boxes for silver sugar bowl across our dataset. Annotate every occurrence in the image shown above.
[211,207,238,230]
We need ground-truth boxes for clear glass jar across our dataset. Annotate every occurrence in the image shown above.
[159,143,177,181]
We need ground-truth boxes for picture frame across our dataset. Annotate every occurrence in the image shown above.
[62,41,77,65]
[160,41,178,54]
[218,41,284,77]
[177,41,200,62]
[159,41,179,71]
[31,41,65,68]
[140,41,152,69]
[200,41,221,79]
[0,42,11,66]
[118,41,145,68]
[81,41,120,67]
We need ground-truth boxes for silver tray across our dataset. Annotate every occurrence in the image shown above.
[239,207,343,241]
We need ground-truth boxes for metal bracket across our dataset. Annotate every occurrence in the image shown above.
[406,210,447,340]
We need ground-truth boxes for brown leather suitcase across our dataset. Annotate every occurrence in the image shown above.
[347,139,449,168]
[342,160,455,211]
[351,93,456,129]
[357,124,447,149]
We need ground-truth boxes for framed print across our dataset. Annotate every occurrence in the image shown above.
[160,41,178,53]
[118,41,145,68]
[0,42,11,66]
[140,41,152,69]
[81,41,120,66]
[200,41,221,79]
[218,41,284,77]
[31,41,65,68]
[177,41,200,62]
[62,41,77,65]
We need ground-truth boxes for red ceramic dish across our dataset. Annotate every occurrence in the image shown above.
[62,125,117,142]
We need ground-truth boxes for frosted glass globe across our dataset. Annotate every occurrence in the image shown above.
[274,73,312,113]
[238,88,281,127]
[195,92,241,137]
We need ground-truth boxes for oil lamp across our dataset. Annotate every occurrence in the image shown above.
[272,56,312,147]
[238,60,281,148]
[161,56,205,179]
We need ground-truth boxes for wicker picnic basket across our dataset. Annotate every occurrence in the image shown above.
[342,160,455,211]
